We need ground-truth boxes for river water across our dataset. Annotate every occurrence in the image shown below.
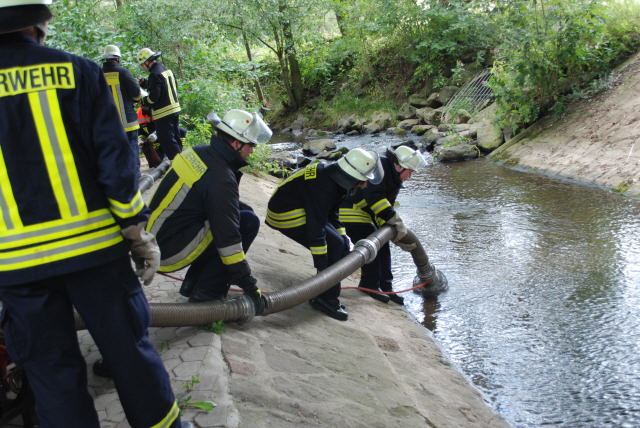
[273,134,640,427]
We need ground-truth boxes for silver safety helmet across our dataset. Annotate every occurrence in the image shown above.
[394,145,427,171]
[0,0,52,35]
[337,148,384,184]
[207,109,273,146]
[101,44,121,60]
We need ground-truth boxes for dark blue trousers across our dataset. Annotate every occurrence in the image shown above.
[345,222,393,291]
[154,114,182,161]
[276,223,348,301]
[127,129,140,182]
[182,209,260,300]
[0,256,180,428]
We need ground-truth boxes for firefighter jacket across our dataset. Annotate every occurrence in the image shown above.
[266,162,347,270]
[141,62,180,120]
[146,136,253,286]
[102,61,140,132]
[0,32,148,287]
[339,155,401,227]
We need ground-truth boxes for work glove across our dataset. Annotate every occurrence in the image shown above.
[394,240,417,252]
[121,223,160,285]
[342,235,354,252]
[239,276,267,315]
[386,213,408,242]
[147,132,157,143]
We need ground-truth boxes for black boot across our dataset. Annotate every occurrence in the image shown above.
[388,294,404,305]
[361,288,390,303]
[309,297,348,321]
[92,359,112,378]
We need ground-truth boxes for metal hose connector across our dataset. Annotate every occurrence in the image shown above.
[138,159,171,193]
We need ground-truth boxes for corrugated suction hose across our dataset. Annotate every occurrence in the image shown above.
[74,162,446,329]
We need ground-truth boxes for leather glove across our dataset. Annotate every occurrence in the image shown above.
[386,213,408,242]
[239,276,267,315]
[394,240,417,252]
[121,223,160,285]
[342,235,354,252]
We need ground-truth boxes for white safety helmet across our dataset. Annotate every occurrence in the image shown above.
[394,145,427,171]
[101,44,121,60]
[207,109,273,146]
[137,47,161,65]
[0,0,52,35]
[337,148,384,184]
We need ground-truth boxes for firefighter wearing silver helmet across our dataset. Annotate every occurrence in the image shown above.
[266,147,384,321]
[101,44,143,177]
[146,109,272,314]
[137,46,182,159]
[339,145,427,305]
[0,2,191,427]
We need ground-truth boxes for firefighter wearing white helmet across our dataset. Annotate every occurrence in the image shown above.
[101,44,143,175]
[266,147,384,321]
[339,145,427,305]
[137,46,182,159]
[0,2,192,427]
[146,109,272,316]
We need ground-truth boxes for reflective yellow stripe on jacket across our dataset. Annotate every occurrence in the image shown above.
[104,71,140,132]
[147,149,211,272]
[151,70,181,120]
[265,208,306,229]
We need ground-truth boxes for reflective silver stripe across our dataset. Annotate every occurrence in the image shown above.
[0,211,113,246]
[148,185,190,236]
[0,188,14,230]
[39,91,79,216]
[160,221,210,266]
[109,194,145,219]
[0,228,121,266]
[218,242,243,257]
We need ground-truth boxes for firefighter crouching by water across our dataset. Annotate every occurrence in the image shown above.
[0,2,192,427]
[339,146,427,305]
[266,148,384,321]
[146,109,271,310]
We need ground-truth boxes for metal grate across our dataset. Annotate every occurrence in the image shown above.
[442,70,493,123]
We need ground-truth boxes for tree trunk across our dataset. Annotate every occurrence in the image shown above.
[242,29,266,109]
[282,17,304,109]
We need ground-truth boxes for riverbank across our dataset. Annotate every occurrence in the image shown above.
[80,171,508,428]
[489,53,640,199]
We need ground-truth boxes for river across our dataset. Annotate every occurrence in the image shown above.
[274,134,640,427]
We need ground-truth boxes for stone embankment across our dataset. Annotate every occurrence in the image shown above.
[77,170,509,428]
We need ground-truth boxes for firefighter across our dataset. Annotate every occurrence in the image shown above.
[339,145,427,305]
[137,47,182,160]
[101,44,142,178]
[265,148,384,321]
[146,109,272,311]
[0,2,191,427]
[137,105,162,168]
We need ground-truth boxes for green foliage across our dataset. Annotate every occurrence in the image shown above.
[200,320,226,335]
[178,376,216,412]
[613,180,632,194]
[489,0,640,131]
[245,143,289,177]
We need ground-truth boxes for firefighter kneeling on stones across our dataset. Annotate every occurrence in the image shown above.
[266,148,384,321]
[0,1,191,427]
[146,109,271,311]
[339,145,427,305]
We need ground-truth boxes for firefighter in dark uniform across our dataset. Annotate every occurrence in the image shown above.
[265,148,384,321]
[101,44,142,178]
[147,109,272,312]
[137,47,182,160]
[137,105,162,168]
[0,2,191,427]
[339,146,427,305]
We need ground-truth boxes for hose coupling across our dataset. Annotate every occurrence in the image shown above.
[354,238,378,264]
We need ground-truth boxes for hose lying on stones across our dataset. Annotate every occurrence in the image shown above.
[74,162,447,329]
